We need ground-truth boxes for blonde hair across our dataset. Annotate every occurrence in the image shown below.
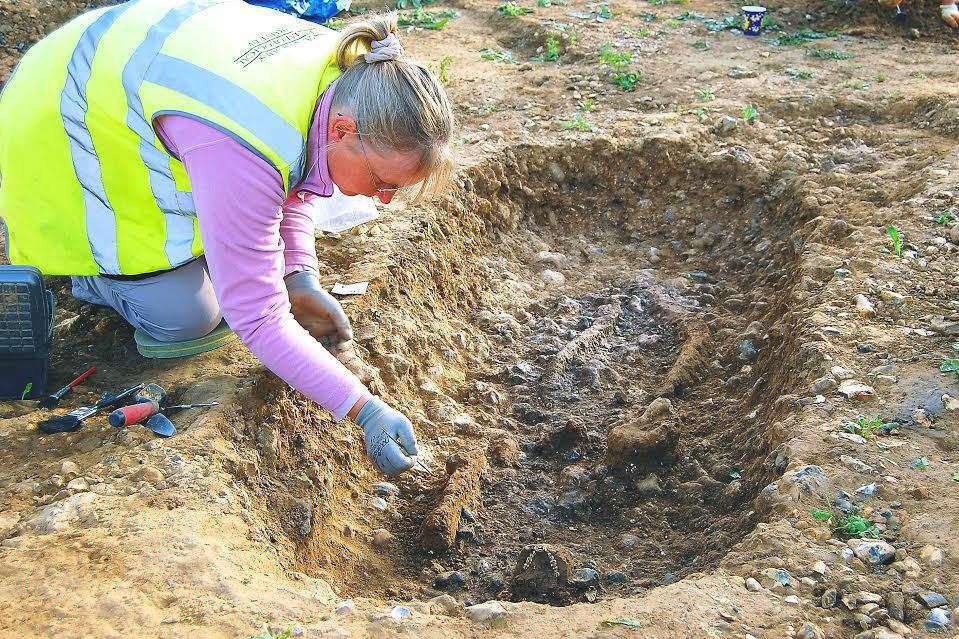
[333,14,455,199]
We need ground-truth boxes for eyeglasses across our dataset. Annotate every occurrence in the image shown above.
[356,133,400,195]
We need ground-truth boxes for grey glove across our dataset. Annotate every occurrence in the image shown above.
[285,271,352,344]
[356,397,419,475]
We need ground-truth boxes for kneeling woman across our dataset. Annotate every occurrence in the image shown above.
[0,0,454,475]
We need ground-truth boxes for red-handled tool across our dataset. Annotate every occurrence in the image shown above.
[38,366,97,409]
[108,401,218,429]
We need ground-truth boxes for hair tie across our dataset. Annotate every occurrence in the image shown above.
[364,32,404,63]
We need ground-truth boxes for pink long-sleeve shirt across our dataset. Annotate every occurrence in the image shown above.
[154,82,368,421]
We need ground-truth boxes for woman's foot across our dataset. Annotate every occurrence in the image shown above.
[941,3,959,28]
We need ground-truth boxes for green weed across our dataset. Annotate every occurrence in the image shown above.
[911,457,930,471]
[741,104,758,123]
[935,211,957,225]
[633,26,651,37]
[543,34,561,61]
[784,67,814,79]
[398,7,457,29]
[562,98,594,131]
[806,47,852,60]
[664,18,682,27]
[691,39,710,49]
[438,55,452,84]
[696,86,715,101]
[777,29,836,46]
[325,16,347,29]
[844,416,894,439]
[497,1,533,16]
[537,0,552,5]
[598,3,612,19]
[886,224,903,257]
[248,628,294,639]
[599,43,639,91]
[702,15,739,31]
[674,10,705,20]
[691,107,708,121]
[941,358,959,379]
[480,47,515,63]
[912,71,927,80]
[808,508,879,539]
[396,0,437,8]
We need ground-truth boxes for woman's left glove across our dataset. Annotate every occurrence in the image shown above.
[355,397,419,475]
[285,271,352,345]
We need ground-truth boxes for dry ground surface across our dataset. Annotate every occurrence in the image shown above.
[1,0,959,637]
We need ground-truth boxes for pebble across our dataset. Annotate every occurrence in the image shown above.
[918,545,944,567]
[373,482,400,498]
[135,466,164,484]
[65,478,90,493]
[334,599,355,615]
[842,456,874,473]
[716,115,738,135]
[372,529,394,547]
[434,571,467,591]
[925,607,950,631]
[428,594,461,616]
[27,492,98,534]
[856,483,880,497]
[538,269,566,286]
[759,568,794,590]
[745,577,762,592]
[838,380,877,400]
[371,497,388,511]
[855,294,876,317]
[466,601,507,624]
[880,290,905,305]
[618,533,639,550]
[848,539,896,565]
[873,630,905,639]
[59,460,80,479]
[811,561,829,576]
[810,375,838,394]
[831,366,856,380]
[919,592,949,609]
[796,622,824,639]
[570,567,599,587]
[784,595,801,604]
[605,570,628,584]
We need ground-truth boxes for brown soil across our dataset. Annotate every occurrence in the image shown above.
[1,0,958,637]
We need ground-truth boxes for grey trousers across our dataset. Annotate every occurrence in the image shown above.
[71,257,222,342]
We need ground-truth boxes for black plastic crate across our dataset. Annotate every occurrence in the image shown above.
[0,265,54,399]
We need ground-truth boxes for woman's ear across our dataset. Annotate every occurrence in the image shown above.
[328,113,359,143]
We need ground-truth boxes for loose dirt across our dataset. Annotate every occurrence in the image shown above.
[1,0,958,637]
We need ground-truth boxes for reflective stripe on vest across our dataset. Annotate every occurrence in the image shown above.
[0,0,338,276]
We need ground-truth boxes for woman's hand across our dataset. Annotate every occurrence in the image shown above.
[352,396,419,475]
[285,271,352,345]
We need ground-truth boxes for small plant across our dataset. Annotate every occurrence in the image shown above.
[674,10,705,20]
[777,29,837,46]
[941,358,959,379]
[633,26,651,37]
[703,15,739,31]
[543,33,561,61]
[437,55,452,84]
[697,86,715,101]
[848,79,867,90]
[562,98,594,131]
[844,416,894,439]
[911,457,930,471]
[876,73,888,83]
[935,211,957,225]
[248,627,294,639]
[598,3,612,19]
[325,16,348,29]
[806,47,852,60]
[665,18,682,28]
[912,71,927,80]
[808,509,879,539]
[785,67,814,79]
[741,104,758,123]
[480,47,515,63]
[398,7,457,29]
[497,1,533,16]
[537,0,552,5]
[599,43,639,91]
[396,0,437,8]
[691,39,710,49]
[691,107,709,122]
[886,224,903,257]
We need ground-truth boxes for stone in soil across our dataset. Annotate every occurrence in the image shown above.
[465,601,508,624]
[848,539,896,565]
[434,571,468,591]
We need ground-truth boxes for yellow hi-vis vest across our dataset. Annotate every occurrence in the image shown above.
[0,0,344,276]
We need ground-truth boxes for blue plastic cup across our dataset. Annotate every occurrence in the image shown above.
[741,5,766,36]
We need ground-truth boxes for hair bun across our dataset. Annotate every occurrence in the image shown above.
[364,32,404,63]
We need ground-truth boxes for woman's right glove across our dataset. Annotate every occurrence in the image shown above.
[355,397,419,475]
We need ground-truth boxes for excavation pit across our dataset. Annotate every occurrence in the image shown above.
[233,138,810,608]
